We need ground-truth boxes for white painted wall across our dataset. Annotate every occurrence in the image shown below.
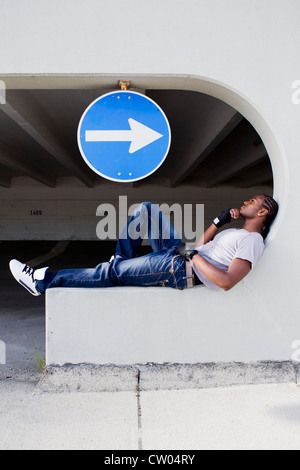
[0,0,299,363]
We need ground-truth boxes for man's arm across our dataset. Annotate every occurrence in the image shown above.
[192,255,251,291]
[195,223,219,247]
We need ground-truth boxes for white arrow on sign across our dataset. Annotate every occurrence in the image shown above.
[85,118,164,154]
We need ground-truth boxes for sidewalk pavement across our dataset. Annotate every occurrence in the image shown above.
[0,377,300,450]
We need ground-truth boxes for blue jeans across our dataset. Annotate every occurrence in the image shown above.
[37,202,188,293]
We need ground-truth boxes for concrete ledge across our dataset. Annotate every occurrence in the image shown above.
[37,362,299,393]
[46,286,296,366]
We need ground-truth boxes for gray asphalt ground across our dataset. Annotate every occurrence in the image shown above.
[1,242,300,450]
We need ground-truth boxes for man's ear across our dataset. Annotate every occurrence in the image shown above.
[258,208,269,217]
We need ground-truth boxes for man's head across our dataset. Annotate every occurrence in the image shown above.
[240,194,279,239]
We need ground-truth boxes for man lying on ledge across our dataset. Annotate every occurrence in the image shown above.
[9,194,278,295]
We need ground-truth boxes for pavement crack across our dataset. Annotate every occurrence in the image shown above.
[136,369,143,450]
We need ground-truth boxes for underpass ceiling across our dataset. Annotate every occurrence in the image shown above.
[0,88,273,190]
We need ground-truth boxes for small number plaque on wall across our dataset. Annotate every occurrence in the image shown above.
[30,210,43,216]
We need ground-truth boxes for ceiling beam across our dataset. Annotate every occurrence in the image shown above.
[234,175,273,189]
[0,148,56,187]
[0,92,94,187]
[129,177,171,188]
[0,174,11,188]
[233,160,273,188]
[170,111,243,187]
[206,143,268,187]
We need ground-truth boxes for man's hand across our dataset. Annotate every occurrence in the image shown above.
[230,209,241,220]
[175,243,198,262]
[195,208,241,248]
[213,208,240,228]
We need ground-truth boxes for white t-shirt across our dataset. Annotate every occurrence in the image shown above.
[192,229,265,290]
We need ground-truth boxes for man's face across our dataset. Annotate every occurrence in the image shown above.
[240,195,265,219]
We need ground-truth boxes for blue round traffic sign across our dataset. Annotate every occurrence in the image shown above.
[77,91,171,183]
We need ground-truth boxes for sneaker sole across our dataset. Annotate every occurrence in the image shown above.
[18,279,40,297]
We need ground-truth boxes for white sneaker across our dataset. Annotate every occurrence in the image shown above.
[9,260,49,297]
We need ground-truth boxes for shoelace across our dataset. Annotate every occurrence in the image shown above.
[22,265,35,282]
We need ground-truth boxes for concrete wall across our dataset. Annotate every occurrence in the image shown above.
[0,181,272,241]
[0,0,299,363]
